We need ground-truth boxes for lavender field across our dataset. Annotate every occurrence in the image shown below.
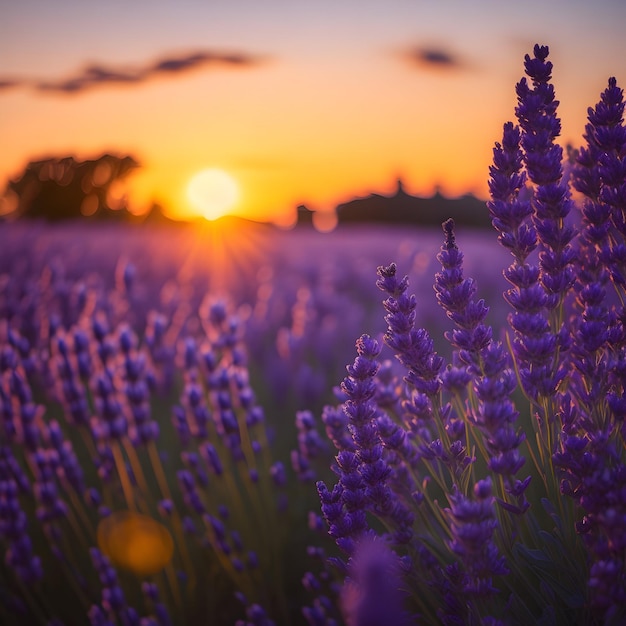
[2,45,626,626]
[0,220,511,624]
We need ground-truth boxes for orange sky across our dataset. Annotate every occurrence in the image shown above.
[2,1,626,226]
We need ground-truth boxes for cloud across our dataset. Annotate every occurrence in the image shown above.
[1,50,265,95]
[402,45,465,71]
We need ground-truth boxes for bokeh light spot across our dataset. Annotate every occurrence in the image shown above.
[80,194,99,216]
[97,511,174,576]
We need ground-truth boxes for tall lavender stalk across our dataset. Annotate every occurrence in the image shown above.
[491,45,574,429]
[554,76,626,620]
[435,219,529,517]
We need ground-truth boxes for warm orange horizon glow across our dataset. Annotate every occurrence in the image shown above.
[0,57,602,227]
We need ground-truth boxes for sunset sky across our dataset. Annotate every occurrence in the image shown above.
[2,0,626,225]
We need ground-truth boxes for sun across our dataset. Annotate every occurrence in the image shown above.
[186,168,240,221]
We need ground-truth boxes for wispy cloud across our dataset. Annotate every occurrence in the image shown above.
[0,50,266,95]
[401,45,466,71]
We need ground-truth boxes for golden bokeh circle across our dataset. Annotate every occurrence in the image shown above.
[97,511,174,576]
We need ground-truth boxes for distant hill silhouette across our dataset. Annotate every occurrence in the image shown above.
[297,179,491,229]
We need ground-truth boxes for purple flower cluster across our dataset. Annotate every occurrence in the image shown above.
[550,75,626,617]
[90,547,139,625]
[340,536,411,626]
[0,255,311,624]
[0,449,43,584]
[318,335,406,556]
[316,232,517,622]
[435,219,528,508]
[442,478,508,623]
[311,44,626,626]
[490,46,626,619]
[489,46,574,406]
[292,410,328,482]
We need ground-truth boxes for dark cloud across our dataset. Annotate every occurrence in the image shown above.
[1,50,265,95]
[37,65,141,93]
[402,46,465,71]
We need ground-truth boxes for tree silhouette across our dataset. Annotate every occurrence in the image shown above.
[4,153,139,221]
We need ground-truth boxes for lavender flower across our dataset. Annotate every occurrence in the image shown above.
[553,76,626,618]
[436,220,527,506]
[51,332,91,427]
[318,334,414,557]
[445,478,508,594]
[0,475,42,584]
[117,324,159,446]
[340,535,411,626]
[292,410,328,482]
[488,48,571,405]
[376,264,444,402]
[90,547,136,623]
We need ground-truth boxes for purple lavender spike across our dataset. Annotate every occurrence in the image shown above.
[90,547,136,621]
[489,65,568,403]
[516,45,576,309]
[115,325,159,447]
[51,332,91,426]
[0,478,43,583]
[445,478,508,600]
[554,76,626,619]
[340,535,411,626]
[376,263,444,417]
[292,410,328,482]
[10,368,43,451]
[435,221,528,506]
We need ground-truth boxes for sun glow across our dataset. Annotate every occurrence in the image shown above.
[186,168,240,221]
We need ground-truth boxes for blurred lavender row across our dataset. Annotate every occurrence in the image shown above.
[0,220,510,414]
[0,217,508,624]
